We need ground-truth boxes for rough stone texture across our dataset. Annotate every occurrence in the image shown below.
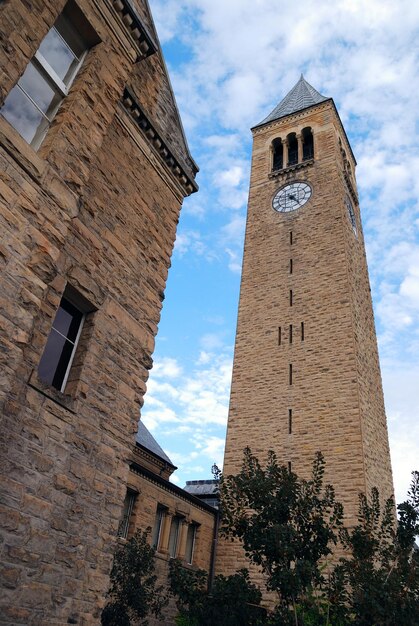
[124,445,217,626]
[0,1,197,624]
[216,100,394,600]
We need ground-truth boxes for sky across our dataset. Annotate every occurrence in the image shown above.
[142,0,419,505]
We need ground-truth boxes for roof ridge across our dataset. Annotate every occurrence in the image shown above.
[255,76,328,127]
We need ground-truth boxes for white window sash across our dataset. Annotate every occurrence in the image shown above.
[61,313,85,392]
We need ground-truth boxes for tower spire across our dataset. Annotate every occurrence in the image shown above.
[255,75,329,127]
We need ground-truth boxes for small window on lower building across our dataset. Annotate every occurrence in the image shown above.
[37,285,94,393]
[168,516,182,558]
[152,504,167,549]
[185,523,198,565]
[118,489,137,539]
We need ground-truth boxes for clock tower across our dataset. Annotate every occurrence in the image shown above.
[216,76,394,580]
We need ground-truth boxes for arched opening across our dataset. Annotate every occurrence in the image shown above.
[287,133,298,166]
[272,138,283,171]
[302,127,314,160]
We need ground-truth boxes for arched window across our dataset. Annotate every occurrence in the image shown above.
[272,138,283,171]
[302,127,314,160]
[287,133,298,166]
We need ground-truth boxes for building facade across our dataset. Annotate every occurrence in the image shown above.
[216,76,394,586]
[118,422,217,626]
[0,1,197,624]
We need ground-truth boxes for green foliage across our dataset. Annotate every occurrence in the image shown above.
[220,449,419,626]
[101,529,167,626]
[169,558,265,626]
[335,471,419,626]
[220,449,343,612]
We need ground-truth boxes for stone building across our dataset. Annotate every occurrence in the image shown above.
[119,422,218,625]
[216,76,394,589]
[0,0,198,624]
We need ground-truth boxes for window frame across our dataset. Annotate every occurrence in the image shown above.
[152,504,167,550]
[1,2,94,149]
[37,285,94,394]
[185,523,198,565]
[168,516,182,559]
[118,489,137,539]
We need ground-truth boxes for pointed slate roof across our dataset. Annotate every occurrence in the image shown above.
[136,420,175,467]
[256,75,329,127]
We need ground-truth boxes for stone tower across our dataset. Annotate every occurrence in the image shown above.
[217,76,394,578]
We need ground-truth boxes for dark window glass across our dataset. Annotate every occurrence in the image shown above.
[38,296,84,391]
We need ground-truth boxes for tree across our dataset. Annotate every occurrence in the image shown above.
[101,529,167,626]
[168,558,265,626]
[220,449,344,623]
[335,471,419,626]
[220,448,419,626]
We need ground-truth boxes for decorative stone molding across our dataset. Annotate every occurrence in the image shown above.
[109,0,157,60]
[269,157,314,180]
[122,87,198,195]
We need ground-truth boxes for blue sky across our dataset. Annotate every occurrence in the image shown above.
[142,0,419,504]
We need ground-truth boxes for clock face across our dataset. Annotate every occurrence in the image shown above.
[345,195,357,235]
[272,181,312,213]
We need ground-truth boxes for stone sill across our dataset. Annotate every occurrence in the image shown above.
[0,116,46,182]
[269,158,314,179]
[27,369,77,414]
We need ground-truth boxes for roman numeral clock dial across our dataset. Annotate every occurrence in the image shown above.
[272,181,312,212]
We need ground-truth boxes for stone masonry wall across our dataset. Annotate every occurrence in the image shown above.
[0,1,196,624]
[216,101,394,601]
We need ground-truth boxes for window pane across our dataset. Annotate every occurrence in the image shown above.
[152,507,165,549]
[38,328,69,387]
[168,518,180,558]
[185,525,196,564]
[37,297,84,391]
[53,298,83,343]
[38,26,79,85]
[1,86,45,143]
[19,62,60,116]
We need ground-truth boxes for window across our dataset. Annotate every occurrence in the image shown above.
[185,524,198,565]
[287,133,298,166]
[118,490,137,539]
[272,138,283,171]
[1,1,97,148]
[37,285,93,393]
[168,516,182,558]
[152,505,167,549]
[302,127,314,160]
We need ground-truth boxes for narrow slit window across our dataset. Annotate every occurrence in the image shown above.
[290,259,293,274]
[301,322,305,341]
[38,295,85,392]
[288,409,292,434]
[289,324,293,343]
[288,461,292,473]
[290,231,293,245]
[290,290,293,306]
[289,363,293,385]
[278,326,282,346]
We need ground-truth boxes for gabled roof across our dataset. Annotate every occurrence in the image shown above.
[136,420,174,467]
[255,75,329,128]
